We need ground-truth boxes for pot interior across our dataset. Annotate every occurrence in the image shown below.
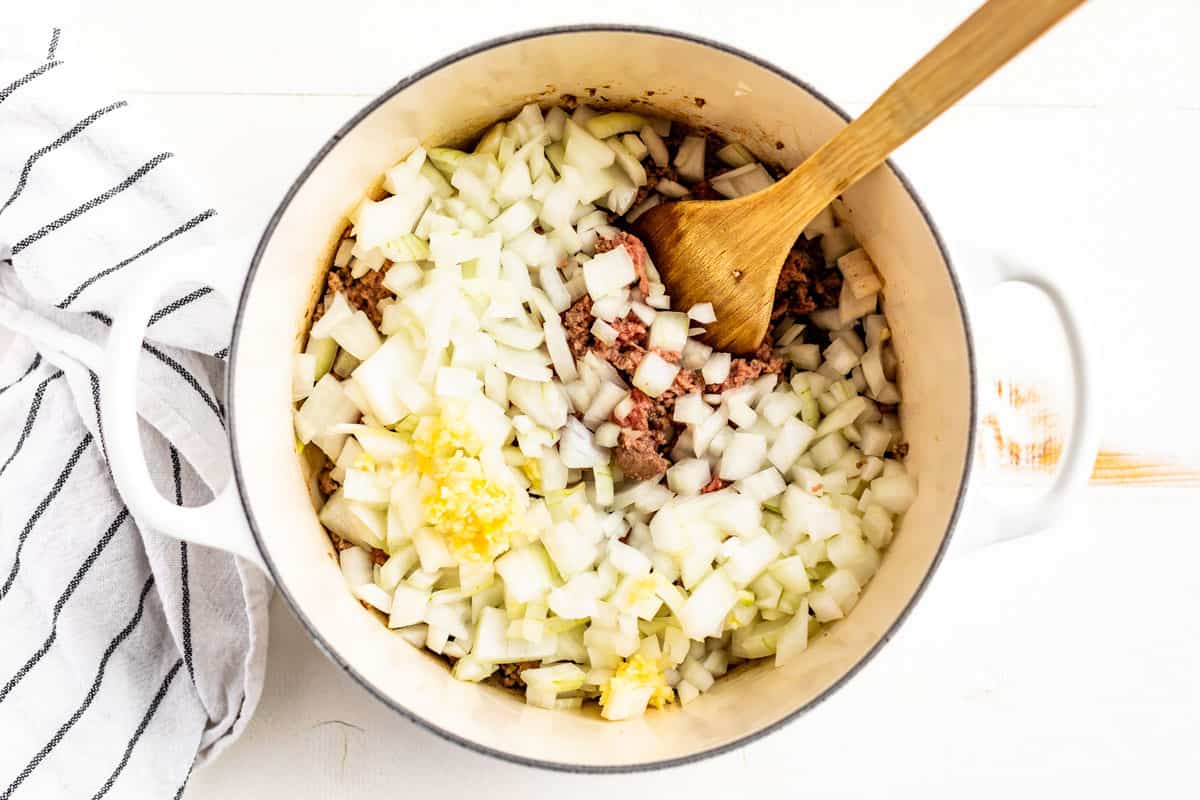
[230,28,973,769]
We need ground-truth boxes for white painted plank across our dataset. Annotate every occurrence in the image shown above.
[74,0,1200,108]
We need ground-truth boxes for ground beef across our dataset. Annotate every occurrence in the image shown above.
[562,295,597,358]
[595,232,651,295]
[317,462,339,497]
[708,343,786,392]
[494,661,540,690]
[315,253,392,328]
[701,477,730,494]
[563,295,652,374]
[772,237,842,321]
[615,428,671,480]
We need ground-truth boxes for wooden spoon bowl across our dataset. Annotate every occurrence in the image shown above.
[636,0,1084,354]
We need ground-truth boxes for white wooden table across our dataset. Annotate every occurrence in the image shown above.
[59,1,1200,796]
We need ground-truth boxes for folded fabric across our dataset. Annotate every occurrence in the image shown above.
[0,27,271,799]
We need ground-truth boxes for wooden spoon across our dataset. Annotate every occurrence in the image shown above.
[635,0,1085,353]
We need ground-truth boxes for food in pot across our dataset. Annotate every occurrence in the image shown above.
[292,103,914,720]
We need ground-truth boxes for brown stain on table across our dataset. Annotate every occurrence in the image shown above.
[978,379,1199,487]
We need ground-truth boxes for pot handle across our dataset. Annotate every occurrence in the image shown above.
[965,253,1099,547]
[99,250,266,573]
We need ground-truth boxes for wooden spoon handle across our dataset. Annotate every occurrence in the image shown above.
[770,0,1085,232]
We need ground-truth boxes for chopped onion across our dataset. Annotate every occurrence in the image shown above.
[718,432,768,480]
[591,318,618,344]
[560,418,607,468]
[583,246,638,300]
[837,248,883,299]
[681,338,713,370]
[674,135,706,182]
[687,303,716,324]
[648,311,689,354]
[543,320,579,382]
[632,352,680,398]
[585,112,647,140]
[640,125,669,167]
[656,179,690,198]
[701,351,731,386]
[583,382,628,429]
[716,141,753,167]
[667,458,712,496]
[621,133,648,160]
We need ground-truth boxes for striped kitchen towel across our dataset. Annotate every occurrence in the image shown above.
[0,27,271,799]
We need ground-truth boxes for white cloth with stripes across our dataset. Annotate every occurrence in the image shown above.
[0,29,271,799]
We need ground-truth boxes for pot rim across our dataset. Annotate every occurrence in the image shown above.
[228,23,977,774]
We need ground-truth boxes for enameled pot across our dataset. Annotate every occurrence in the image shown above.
[100,26,1096,771]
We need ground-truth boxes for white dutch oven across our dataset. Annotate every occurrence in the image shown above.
[100,27,1096,771]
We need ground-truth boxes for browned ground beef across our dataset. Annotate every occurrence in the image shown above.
[315,256,392,328]
[318,462,339,496]
[707,343,786,393]
[772,237,842,321]
[701,477,730,493]
[494,661,540,690]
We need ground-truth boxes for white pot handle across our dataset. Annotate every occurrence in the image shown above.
[99,251,265,572]
[963,251,1099,548]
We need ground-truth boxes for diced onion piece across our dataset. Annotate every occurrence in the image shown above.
[692,406,730,457]
[543,320,579,382]
[310,293,354,339]
[583,246,638,300]
[701,352,731,386]
[293,353,317,401]
[725,533,781,586]
[295,374,360,445]
[584,382,628,429]
[870,473,917,513]
[767,417,817,473]
[679,570,737,640]
[592,318,618,344]
[560,417,607,468]
[687,303,716,324]
[674,135,706,182]
[681,338,713,371]
[585,112,647,140]
[434,366,482,398]
[655,179,690,198]
[496,344,553,382]
[607,138,648,187]
[718,432,768,480]
[837,248,883,299]
[815,395,867,439]
[632,352,680,398]
[629,301,656,325]
[564,119,616,170]
[667,458,711,496]
[640,125,669,167]
[648,311,689,354]
[716,141,753,167]
[838,279,878,327]
[339,546,373,589]
[594,422,621,448]
[823,337,860,375]
[621,133,648,160]
[774,600,810,667]
[672,393,711,425]
[736,467,786,504]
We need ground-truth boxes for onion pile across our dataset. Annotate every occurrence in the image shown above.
[293,103,914,720]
